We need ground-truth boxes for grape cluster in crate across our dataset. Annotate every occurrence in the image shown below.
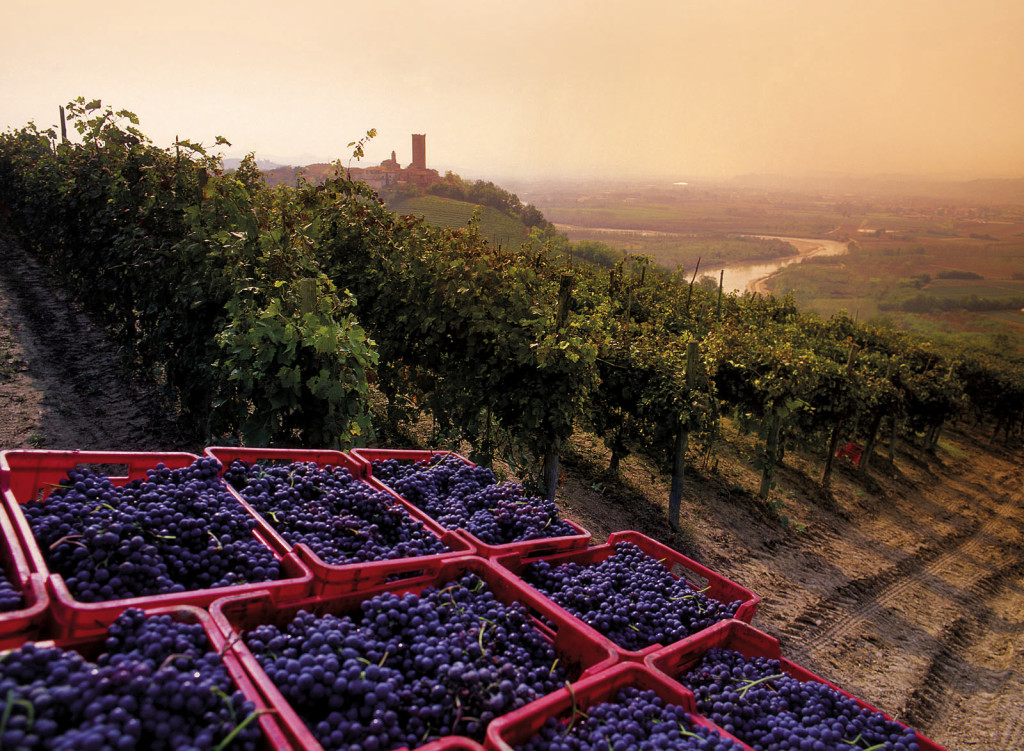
[223,458,450,566]
[0,447,948,750]
[367,453,579,548]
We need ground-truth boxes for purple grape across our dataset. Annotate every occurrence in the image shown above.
[0,608,263,749]
[223,459,449,565]
[243,573,570,750]
[678,647,921,750]
[516,686,745,751]
[523,542,741,651]
[372,455,576,545]
[0,566,23,612]
[21,457,281,602]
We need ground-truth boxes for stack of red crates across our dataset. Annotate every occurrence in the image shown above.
[0,446,949,750]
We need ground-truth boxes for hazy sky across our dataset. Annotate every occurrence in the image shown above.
[3,0,1023,182]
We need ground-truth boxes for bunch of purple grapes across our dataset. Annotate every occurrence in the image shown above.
[223,459,449,565]
[523,542,741,651]
[678,647,921,750]
[0,567,23,611]
[22,457,281,602]
[371,455,577,545]
[243,573,570,750]
[0,608,263,750]
[516,686,744,751]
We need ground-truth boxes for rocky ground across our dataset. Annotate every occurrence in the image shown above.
[1,229,1021,750]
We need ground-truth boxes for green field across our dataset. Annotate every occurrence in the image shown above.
[768,239,1024,352]
[923,279,1024,299]
[388,195,529,249]
[523,181,1024,351]
[529,187,846,237]
[558,227,798,272]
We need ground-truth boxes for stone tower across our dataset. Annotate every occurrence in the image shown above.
[411,134,426,170]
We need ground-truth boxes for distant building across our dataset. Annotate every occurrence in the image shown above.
[349,133,440,191]
[411,134,426,170]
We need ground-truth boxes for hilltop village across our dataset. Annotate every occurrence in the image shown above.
[261,134,441,191]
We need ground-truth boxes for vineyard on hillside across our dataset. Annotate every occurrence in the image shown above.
[386,195,530,249]
[2,99,1022,513]
[1,223,1023,750]
[1,100,1023,749]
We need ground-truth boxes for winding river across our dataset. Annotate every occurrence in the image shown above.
[703,236,849,294]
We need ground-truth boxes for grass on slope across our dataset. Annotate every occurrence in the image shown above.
[389,195,530,249]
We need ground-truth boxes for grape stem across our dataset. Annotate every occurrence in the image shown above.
[561,680,589,737]
[212,708,274,751]
[842,735,889,750]
[211,686,236,724]
[48,534,86,551]
[159,653,191,671]
[737,673,785,697]
[0,689,35,736]
[217,630,244,658]
[677,721,699,738]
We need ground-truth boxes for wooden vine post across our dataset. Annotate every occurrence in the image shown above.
[543,272,575,501]
[684,257,701,316]
[821,344,858,488]
[298,278,317,315]
[888,412,898,465]
[925,362,957,450]
[859,355,895,472]
[669,340,699,531]
[715,269,724,322]
[608,274,636,475]
[758,412,782,499]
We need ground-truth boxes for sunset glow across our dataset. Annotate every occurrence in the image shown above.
[2,0,1022,181]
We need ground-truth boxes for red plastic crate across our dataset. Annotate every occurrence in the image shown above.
[416,740,485,751]
[645,620,949,751]
[210,556,619,751]
[495,530,760,663]
[485,661,748,751]
[0,573,50,648]
[8,603,291,749]
[205,446,474,593]
[0,450,314,638]
[352,448,592,559]
[0,500,51,646]
[206,446,370,481]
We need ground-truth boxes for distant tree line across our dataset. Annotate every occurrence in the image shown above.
[881,293,1024,313]
[427,172,550,230]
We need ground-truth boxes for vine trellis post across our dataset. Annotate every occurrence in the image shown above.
[669,340,699,531]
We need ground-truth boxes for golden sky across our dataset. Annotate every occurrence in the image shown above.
[2,0,1023,181]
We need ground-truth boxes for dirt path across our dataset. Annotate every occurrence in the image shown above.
[0,229,192,452]
[564,420,1024,751]
[1,229,1021,749]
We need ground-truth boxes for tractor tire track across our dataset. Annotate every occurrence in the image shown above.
[767,465,1024,749]
[780,494,1021,653]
